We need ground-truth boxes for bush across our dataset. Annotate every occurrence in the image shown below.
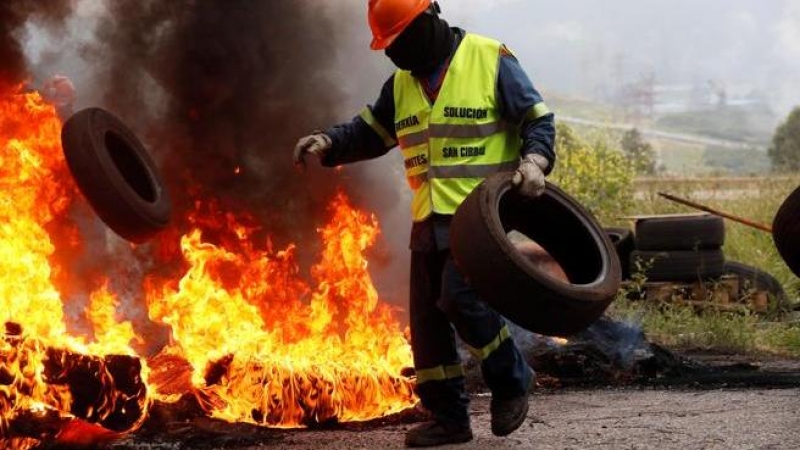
[621,128,657,175]
[769,107,800,171]
[551,123,635,222]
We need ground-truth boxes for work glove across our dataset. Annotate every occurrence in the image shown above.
[293,131,332,170]
[512,154,549,199]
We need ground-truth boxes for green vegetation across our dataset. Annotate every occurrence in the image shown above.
[609,297,800,356]
[620,128,657,175]
[550,123,635,222]
[702,145,771,175]
[633,176,800,294]
[769,107,800,172]
[552,123,800,356]
[550,93,781,175]
[546,94,621,121]
[620,177,800,356]
[655,106,774,145]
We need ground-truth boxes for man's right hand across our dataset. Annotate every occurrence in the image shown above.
[293,132,332,170]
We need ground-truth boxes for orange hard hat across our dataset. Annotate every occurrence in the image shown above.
[368,0,432,50]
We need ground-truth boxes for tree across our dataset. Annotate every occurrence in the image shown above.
[552,123,635,221]
[769,107,800,172]
[620,128,656,175]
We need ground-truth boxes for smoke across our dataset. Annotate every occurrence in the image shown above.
[79,2,351,246]
[80,0,411,309]
[0,0,72,90]
[9,1,415,345]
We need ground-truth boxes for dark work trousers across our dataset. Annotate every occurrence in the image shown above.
[410,249,533,428]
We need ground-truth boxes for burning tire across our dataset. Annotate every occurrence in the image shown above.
[61,108,171,243]
[630,249,725,282]
[450,173,622,337]
[605,227,634,279]
[773,185,800,277]
[635,214,725,251]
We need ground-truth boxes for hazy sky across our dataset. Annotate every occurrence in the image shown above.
[436,1,794,112]
[23,1,800,115]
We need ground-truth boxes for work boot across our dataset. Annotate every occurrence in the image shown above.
[405,421,473,447]
[490,371,535,436]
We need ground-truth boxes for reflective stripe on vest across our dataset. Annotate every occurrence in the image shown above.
[394,33,522,222]
[360,106,398,148]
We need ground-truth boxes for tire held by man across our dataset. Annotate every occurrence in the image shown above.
[450,173,622,337]
[61,107,171,243]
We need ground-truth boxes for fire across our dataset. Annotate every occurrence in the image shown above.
[146,193,415,427]
[0,87,148,449]
[0,89,73,341]
[0,84,415,446]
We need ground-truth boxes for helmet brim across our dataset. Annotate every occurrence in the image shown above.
[370,31,402,50]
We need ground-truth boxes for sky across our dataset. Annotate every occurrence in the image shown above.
[446,0,800,114]
[22,1,800,116]
[324,0,800,116]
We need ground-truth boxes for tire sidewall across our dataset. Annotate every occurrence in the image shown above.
[62,108,171,242]
[481,177,621,301]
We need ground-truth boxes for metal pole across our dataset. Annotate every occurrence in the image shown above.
[657,192,773,234]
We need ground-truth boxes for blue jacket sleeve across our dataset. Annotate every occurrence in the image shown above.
[321,75,398,167]
[497,49,556,174]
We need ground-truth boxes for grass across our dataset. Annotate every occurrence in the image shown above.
[654,106,776,145]
[651,139,706,175]
[608,297,800,357]
[605,175,800,356]
[547,93,622,121]
[631,175,800,298]
[558,122,800,356]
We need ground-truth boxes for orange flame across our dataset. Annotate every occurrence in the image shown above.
[146,193,415,427]
[0,87,148,449]
[0,84,415,446]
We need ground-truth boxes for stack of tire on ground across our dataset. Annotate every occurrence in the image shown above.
[604,214,786,305]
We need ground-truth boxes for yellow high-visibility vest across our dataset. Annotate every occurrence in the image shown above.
[392,33,523,222]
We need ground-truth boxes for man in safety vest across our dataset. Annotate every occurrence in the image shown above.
[294,1,555,446]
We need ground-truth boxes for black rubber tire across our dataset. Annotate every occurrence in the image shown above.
[61,108,171,243]
[635,214,725,251]
[605,227,634,280]
[630,249,725,282]
[450,173,622,337]
[723,261,786,303]
[773,185,800,278]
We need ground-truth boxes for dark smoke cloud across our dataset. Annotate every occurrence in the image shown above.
[86,1,366,252]
[11,1,410,348]
[81,1,412,315]
[0,0,72,90]
[77,1,412,331]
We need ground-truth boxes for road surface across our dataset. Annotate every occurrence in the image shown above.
[118,387,800,450]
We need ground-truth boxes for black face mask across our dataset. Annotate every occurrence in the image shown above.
[385,13,454,76]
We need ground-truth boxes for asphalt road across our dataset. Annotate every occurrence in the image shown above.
[277,388,800,450]
[114,387,800,450]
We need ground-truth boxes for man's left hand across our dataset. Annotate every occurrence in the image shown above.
[512,154,549,199]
